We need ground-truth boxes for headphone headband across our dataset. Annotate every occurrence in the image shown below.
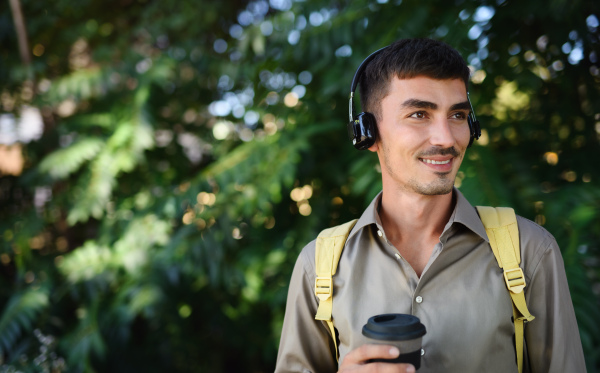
[349,46,388,123]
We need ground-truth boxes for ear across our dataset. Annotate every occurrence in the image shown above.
[368,141,379,152]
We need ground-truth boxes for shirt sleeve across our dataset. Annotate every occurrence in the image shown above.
[275,240,338,373]
[523,232,586,373]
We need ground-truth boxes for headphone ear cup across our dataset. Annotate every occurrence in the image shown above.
[350,112,377,150]
[467,116,481,148]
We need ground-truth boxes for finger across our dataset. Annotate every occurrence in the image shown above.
[339,362,415,373]
[342,344,400,366]
[370,363,415,373]
[368,363,416,373]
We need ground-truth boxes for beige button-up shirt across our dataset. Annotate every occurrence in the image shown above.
[276,189,585,372]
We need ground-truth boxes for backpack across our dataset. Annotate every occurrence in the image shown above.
[313,206,535,373]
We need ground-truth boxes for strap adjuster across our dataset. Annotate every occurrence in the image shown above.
[315,276,332,301]
[504,267,526,294]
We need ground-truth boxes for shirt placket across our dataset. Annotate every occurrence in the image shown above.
[374,224,454,363]
[375,225,420,292]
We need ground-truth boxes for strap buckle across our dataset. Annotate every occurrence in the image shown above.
[315,276,332,301]
[504,267,526,294]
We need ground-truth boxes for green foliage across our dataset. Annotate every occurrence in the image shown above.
[0,288,48,359]
[38,137,104,179]
[1,0,599,371]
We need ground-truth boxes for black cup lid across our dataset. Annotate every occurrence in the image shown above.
[362,314,426,341]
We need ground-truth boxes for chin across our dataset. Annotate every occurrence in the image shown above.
[418,186,454,196]
[408,178,455,196]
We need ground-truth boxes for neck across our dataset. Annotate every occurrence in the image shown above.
[379,184,455,253]
[378,185,455,278]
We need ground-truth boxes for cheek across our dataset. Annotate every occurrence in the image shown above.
[455,124,471,148]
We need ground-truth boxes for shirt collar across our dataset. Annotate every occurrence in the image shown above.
[452,188,488,242]
[347,191,381,241]
[348,188,488,242]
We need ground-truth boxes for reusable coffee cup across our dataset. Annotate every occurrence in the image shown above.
[361,313,427,370]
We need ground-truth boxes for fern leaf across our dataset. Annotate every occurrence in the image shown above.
[0,288,49,356]
[39,137,105,179]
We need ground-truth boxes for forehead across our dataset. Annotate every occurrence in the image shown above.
[386,76,468,103]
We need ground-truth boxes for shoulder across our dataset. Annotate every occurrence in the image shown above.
[515,215,555,246]
[296,215,357,281]
[296,238,317,279]
[296,218,360,277]
[515,215,560,279]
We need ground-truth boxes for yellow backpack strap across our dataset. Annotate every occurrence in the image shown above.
[476,206,535,373]
[314,219,358,362]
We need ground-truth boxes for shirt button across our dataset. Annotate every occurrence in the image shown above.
[421,349,425,356]
[394,253,401,260]
[415,296,423,303]
[377,230,383,237]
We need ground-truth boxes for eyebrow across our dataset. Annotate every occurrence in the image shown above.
[400,99,471,112]
[449,101,471,111]
[401,99,437,110]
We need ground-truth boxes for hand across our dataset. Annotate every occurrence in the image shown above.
[338,344,416,373]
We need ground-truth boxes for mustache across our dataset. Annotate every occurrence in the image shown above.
[417,147,460,158]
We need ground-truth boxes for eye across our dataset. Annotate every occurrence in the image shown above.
[451,111,468,120]
[409,111,427,119]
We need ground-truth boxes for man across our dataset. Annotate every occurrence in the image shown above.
[275,38,585,373]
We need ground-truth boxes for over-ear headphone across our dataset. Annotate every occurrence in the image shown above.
[347,46,482,150]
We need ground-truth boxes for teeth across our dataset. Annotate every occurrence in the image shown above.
[423,159,451,165]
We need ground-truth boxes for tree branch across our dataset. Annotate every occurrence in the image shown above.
[9,0,31,67]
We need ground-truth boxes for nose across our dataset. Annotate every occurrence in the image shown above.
[429,118,457,148]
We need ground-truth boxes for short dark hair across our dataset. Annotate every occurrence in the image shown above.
[358,38,471,120]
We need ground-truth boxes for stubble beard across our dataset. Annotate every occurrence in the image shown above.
[381,144,459,196]
[405,173,455,195]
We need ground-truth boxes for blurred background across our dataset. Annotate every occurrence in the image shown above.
[0,0,599,371]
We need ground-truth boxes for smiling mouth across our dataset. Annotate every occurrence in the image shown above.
[420,158,451,165]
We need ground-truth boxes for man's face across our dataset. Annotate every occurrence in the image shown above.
[370,76,471,196]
